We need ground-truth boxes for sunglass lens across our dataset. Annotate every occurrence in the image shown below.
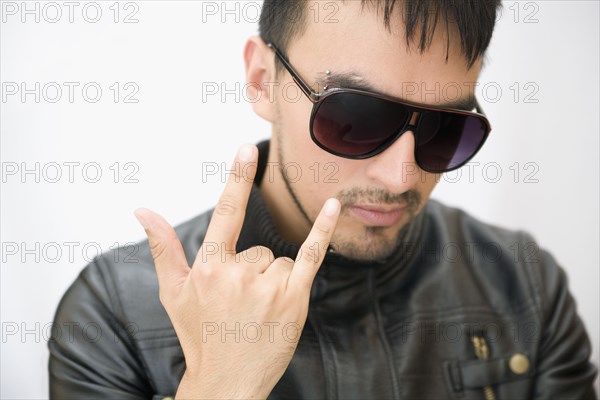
[416,112,487,172]
[312,92,410,156]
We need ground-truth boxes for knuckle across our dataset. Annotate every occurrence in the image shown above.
[192,264,214,279]
[215,195,239,216]
[149,240,167,261]
[313,221,331,236]
[238,246,268,265]
[240,265,255,278]
[264,258,291,276]
[231,265,255,285]
[298,246,319,264]
[279,256,295,266]
[273,257,295,273]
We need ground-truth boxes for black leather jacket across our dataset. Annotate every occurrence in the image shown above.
[49,140,598,399]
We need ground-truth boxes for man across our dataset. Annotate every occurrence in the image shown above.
[49,1,598,399]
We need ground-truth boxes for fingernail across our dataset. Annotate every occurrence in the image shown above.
[324,198,340,217]
[238,144,254,162]
[134,209,150,229]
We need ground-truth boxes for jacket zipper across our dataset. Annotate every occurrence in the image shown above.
[368,269,401,399]
[471,335,496,400]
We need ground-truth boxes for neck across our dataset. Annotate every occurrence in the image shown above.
[259,143,312,246]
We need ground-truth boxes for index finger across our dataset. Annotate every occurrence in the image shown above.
[202,144,257,257]
[289,198,341,293]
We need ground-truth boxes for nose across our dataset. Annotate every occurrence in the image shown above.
[363,122,422,193]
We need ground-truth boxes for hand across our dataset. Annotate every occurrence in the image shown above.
[133,144,340,399]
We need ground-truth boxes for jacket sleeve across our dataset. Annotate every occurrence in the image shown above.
[529,241,598,399]
[48,260,153,399]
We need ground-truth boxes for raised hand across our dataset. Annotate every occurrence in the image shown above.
[133,144,340,399]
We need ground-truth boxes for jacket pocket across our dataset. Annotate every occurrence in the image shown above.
[443,333,534,399]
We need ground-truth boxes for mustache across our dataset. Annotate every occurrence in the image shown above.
[335,187,422,213]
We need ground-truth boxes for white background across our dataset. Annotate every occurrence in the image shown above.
[1,0,598,398]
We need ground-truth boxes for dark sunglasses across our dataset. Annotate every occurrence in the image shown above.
[266,42,492,173]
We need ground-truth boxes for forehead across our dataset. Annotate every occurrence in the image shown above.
[286,1,482,106]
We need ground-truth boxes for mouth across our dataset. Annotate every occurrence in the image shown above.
[348,204,407,227]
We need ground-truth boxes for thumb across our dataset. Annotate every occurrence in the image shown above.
[134,208,190,300]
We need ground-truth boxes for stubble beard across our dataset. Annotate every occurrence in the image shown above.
[273,104,423,262]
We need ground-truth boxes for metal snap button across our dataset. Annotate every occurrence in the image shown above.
[509,353,530,374]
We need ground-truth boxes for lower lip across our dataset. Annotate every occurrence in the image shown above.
[349,206,405,227]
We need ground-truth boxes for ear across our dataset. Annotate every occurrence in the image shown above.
[243,36,277,123]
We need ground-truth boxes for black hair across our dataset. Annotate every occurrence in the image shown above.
[259,0,503,73]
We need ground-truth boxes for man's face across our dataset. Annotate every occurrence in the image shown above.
[264,2,482,261]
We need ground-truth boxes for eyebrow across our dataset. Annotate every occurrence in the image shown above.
[315,70,378,92]
[314,71,477,112]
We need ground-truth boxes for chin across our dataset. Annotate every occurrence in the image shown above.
[335,242,398,261]
[332,232,400,261]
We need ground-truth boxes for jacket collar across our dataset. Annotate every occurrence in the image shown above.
[236,139,428,315]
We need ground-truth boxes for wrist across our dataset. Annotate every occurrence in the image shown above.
[176,368,268,400]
